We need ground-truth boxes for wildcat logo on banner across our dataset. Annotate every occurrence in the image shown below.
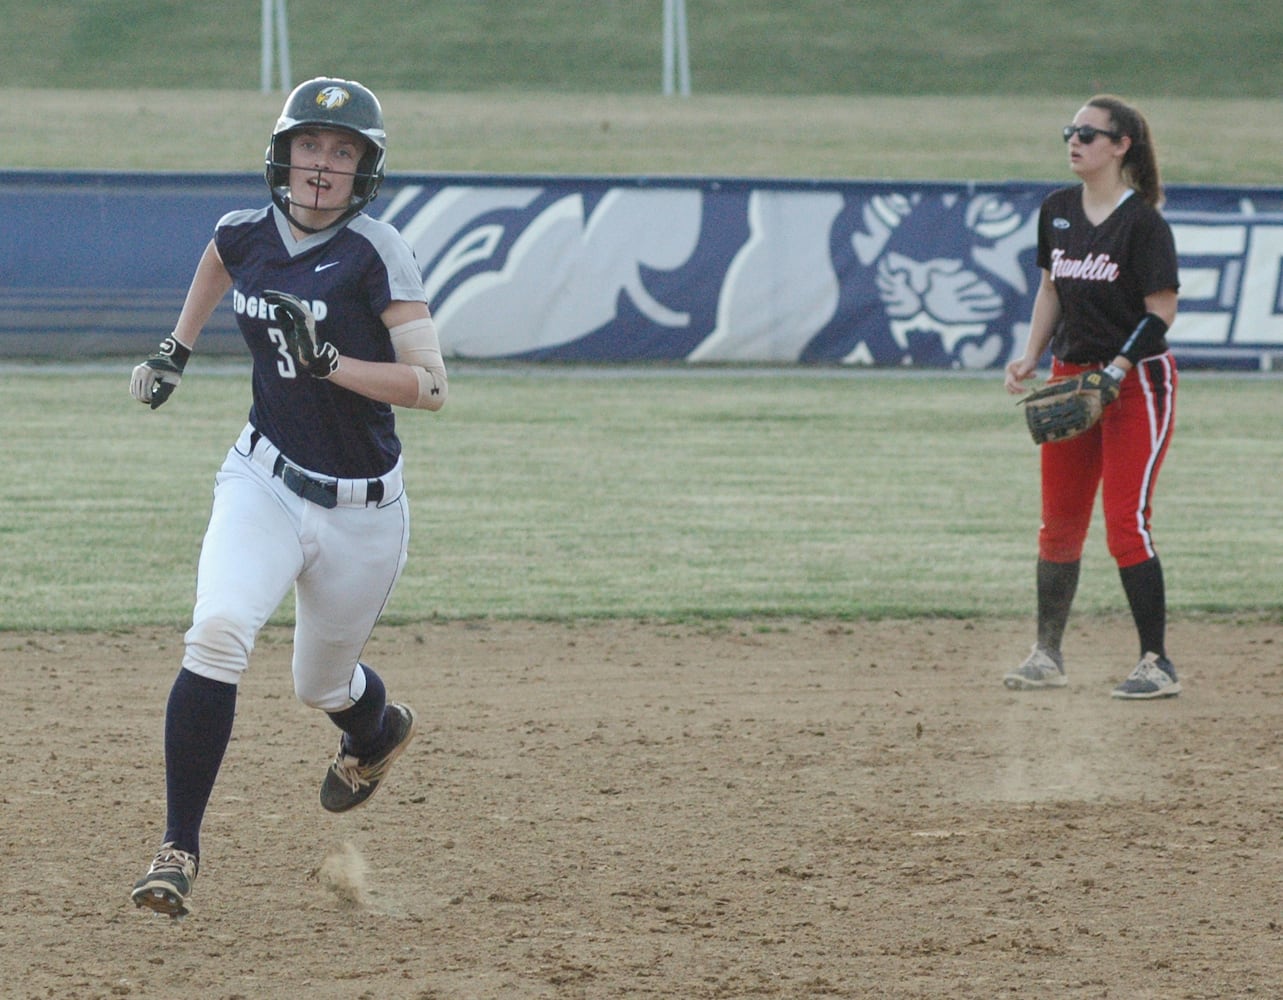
[2,171,1281,367]
[382,180,1042,367]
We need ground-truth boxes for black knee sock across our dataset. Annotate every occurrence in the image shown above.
[163,668,237,859]
[1036,559,1080,653]
[326,664,388,758]
[1119,557,1166,658]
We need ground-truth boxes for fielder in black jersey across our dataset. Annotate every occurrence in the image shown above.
[1002,95,1181,700]
[128,77,448,918]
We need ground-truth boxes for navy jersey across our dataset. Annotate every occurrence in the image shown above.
[1037,186,1179,365]
[215,205,427,478]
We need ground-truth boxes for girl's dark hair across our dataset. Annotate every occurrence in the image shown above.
[1087,94,1164,207]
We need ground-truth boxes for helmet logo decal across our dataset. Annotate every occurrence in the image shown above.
[315,86,351,109]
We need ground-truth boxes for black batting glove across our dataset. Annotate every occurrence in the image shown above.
[130,335,191,409]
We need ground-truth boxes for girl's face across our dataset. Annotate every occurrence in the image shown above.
[1066,105,1130,180]
[287,128,366,220]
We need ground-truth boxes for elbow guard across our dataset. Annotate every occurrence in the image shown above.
[389,316,448,410]
[1119,313,1169,366]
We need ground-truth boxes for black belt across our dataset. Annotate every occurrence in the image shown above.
[272,454,387,509]
[250,431,384,509]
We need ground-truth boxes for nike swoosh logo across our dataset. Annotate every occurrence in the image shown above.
[314,261,341,272]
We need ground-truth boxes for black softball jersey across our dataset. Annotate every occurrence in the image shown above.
[1036,185,1179,365]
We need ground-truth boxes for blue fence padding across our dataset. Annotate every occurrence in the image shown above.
[4,169,1282,367]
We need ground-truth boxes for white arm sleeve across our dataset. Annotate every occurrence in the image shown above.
[389,316,448,410]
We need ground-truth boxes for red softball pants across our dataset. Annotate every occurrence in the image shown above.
[1038,353,1177,569]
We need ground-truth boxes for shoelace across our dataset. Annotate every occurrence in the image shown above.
[1130,659,1168,683]
[150,847,197,876]
[330,747,400,793]
[329,751,371,793]
[1023,651,1059,675]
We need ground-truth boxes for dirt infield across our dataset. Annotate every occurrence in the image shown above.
[4,616,1280,999]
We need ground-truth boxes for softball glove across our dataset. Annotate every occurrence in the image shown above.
[1021,369,1120,445]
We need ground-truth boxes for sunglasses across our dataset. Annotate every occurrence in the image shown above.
[1062,124,1123,144]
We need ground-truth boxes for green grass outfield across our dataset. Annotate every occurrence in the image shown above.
[9,90,1283,184]
[6,0,1281,99]
[2,366,1279,631]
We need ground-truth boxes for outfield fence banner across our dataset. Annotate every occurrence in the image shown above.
[4,169,1283,368]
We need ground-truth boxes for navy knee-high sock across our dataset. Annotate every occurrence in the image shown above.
[326,664,388,758]
[163,668,237,859]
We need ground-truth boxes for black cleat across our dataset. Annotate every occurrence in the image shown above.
[131,843,198,918]
[320,703,416,813]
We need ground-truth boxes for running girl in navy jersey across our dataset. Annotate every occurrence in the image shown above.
[128,77,447,917]
[1002,95,1181,700]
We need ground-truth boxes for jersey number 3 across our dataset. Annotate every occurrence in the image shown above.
[267,327,298,379]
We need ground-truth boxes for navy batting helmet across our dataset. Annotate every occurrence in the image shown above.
[265,77,387,231]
